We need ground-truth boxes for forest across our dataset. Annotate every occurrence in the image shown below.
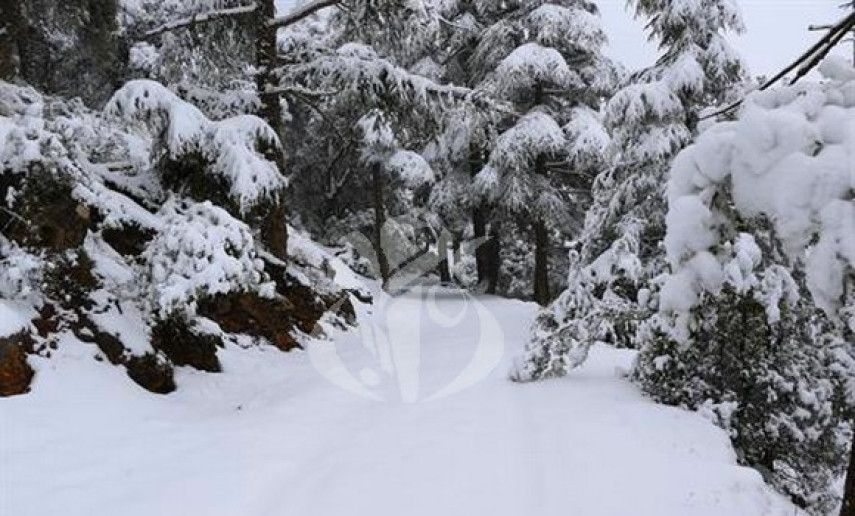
[1,1,854,515]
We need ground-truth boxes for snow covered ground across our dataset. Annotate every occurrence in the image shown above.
[1,279,800,516]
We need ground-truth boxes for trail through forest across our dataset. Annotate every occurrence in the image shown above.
[1,281,800,516]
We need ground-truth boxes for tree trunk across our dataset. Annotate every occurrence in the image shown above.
[371,163,390,286]
[484,220,501,295]
[255,0,288,260]
[260,199,288,261]
[841,426,855,516]
[255,0,284,141]
[533,218,550,306]
[438,234,452,284]
[473,206,487,281]
[469,143,489,286]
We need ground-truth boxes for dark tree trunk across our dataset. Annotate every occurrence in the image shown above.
[841,426,855,516]
[255,0,284,141]
[473,206,487,281]
[438,234,452,284]
[371,163,390,286]
[255,0,288,260]
[260,199,288,261]
[533,219,550,305]
[469,143,489,286]
[484,220,501,295]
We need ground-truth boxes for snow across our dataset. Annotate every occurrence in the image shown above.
[106,80,285,214]
[489,111,566,172]
[142,199,274,317]
[663,57,855,321]
[495,42,575,95]
[525,4,605,51]
[0,299,36,337]
[1,280,800,515]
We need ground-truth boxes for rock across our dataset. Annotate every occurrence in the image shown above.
[0,332,35,397]
[199,292,302,352]
[125,353,176,394]
[1,170,91,250]
[72,315,126,365]
[101,224,154,257]
[151,315,222,372]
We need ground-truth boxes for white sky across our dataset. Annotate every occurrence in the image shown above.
[278,0,854,77]
[597,0,850,77]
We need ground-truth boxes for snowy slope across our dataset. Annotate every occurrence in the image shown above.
[0,276,800,516]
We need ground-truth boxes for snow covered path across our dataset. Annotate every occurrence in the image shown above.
[1,287,799,516]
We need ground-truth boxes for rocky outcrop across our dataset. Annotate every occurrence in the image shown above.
[151,316,223,373]
[0,332,35,396]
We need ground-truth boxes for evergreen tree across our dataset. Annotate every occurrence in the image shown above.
[468,0,615,305]
[126,0,345,261]
[281,0,495,285]
[635,57,855,513]
[515,0,744,378]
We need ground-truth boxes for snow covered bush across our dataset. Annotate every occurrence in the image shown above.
[106,80,285,214]
[106,79,290,259]
[635,234,853,513]
[636,57,855,513]
[142,199,274,318]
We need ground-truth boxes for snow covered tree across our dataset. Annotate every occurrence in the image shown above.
[280,0,497,274]
[354,109,433,286]
[635,57,855,513]
[515,0,745,379]
[417,1,504,291]
[468,0,615,305]
[127,0,345,260]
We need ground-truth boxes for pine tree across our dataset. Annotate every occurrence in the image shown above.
[127,0,344,261]
[467,0,615,305]
[515,0,744,379]
[281,0,497,285]
[634,56,855,513]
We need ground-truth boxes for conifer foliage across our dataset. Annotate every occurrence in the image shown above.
[634,59,855,513]
[515,0,745,380]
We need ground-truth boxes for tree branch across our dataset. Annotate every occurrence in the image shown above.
[141,3,258,40]
[136,0,339,41]
[700,10,855,121]
[268,0,341,29]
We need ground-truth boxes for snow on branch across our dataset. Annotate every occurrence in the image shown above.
[495,43,576,96]
[663,56,855,326]
[702,10,855,121]
[268,0,341,29]
[106,80,286,214]
[282,43,511,114]
[136,0,339,41]
[140,3,258,40]
[489,112,566,172]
